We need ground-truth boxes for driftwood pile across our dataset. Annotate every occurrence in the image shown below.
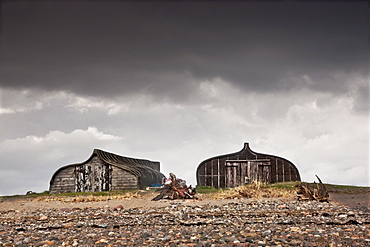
[152,173,197,201]
[296,175,329,202]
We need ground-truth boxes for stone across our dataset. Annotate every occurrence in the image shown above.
[114,205,123,211]
[262,230,271,236]
[0,198,368,246]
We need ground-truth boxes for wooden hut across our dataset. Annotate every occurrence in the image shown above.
[49,149,164,194]
[196,143,301,189]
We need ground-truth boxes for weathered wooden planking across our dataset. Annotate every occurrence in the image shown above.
[49,149,163,193]
[196,143,301,189]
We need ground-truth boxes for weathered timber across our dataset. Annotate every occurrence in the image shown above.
[49,149,164,194]
[296,175,329,202]
[152,173,197,201]
[196,143,301,189]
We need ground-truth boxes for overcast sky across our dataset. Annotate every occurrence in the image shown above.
[0,1,369,196]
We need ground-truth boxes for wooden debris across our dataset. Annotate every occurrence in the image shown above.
[296,175,329,202]
[152,173,197,201]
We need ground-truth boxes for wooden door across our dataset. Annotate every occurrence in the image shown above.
[75,163,112,192]
[225,162,240,188]
[246,161,271,183]
[257,162,271,183]
[243,161,258,184]
[225,160,271,188]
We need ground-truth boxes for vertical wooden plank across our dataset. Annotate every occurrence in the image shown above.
[247,161,251,184]
[248,161,257,182]
[101,164,107,191]
[104,164,112,191]
[75,166,81,192]
[226,162,231,188]
[226,162,230,187]
[94,164,101,192]
[84,164,93,192]
[240,162,246,185]
[204,162,208,186]
[237,162,241,186]
[233,165,236,187]
[266,164,271,183]
[275,159,278,182]
[260,163,271,183]
[211,160,214,188]
[217,159,220,189]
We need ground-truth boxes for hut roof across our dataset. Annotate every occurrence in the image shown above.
[198,143,294,164]
[50,149,163,185]
[92,149,160,177]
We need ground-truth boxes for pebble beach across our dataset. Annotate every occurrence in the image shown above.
[0,195,369,246]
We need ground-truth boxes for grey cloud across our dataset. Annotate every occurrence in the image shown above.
[1,1,368,100]
[352,82,370,114]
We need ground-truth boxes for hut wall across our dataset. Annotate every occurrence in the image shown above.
[50,157,139,193]
[111,166,138,190]
[49,166,75,194]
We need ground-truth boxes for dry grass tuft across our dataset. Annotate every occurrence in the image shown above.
[33,192,142,203]
[212,181,295,200]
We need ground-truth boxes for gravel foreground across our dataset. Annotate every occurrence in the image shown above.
[0,197,369,247]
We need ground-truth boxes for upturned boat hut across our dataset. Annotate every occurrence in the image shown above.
[49,149,164,194]
[196,143,301,189]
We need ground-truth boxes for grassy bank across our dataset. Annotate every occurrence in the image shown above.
[1,182,368,202]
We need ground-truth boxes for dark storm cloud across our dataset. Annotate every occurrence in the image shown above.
[1,1,368,99]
